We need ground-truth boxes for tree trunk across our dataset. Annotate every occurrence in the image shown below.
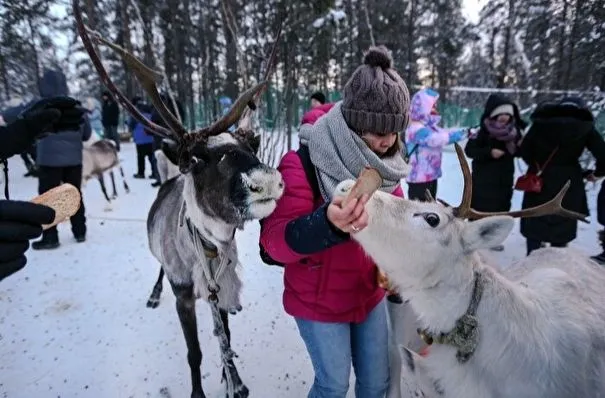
[406,0,417,84]
[116,0,134,99]
[220,0,239,100]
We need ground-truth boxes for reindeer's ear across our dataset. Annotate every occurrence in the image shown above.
[161,138,179,166]
[234,129,261,154]
[461,216,514,252]
[248,134,261,154]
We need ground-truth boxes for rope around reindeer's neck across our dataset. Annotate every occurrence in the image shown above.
[417,271,485,364]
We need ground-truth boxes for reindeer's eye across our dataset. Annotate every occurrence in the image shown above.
[249,186,263,194]
[423,213,440,227]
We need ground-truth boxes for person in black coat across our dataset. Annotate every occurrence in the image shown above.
[519,97,605,255]
[464,94,527,251]
[101,90,120,151]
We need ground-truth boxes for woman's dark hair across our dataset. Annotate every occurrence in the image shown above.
[310,91,326,104]
[383,134,402,158]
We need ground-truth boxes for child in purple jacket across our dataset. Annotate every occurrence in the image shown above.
[404,88,468,200]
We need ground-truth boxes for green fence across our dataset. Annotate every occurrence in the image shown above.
[188,87,605,133]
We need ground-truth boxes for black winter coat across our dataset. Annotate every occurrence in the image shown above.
[519,101,605,243]
[102,94,120,127]
[465,94,527,212]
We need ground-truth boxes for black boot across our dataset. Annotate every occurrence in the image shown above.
[24,164,39,177]
[591,230,605,265]
[32,234,60,250]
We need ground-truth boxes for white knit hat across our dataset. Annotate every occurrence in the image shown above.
[490,104,514,118]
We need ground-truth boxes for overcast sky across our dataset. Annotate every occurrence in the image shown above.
[462,0,487,23]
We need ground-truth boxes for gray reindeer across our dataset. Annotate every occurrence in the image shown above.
[74,2,284,397]
[82,139,130,204]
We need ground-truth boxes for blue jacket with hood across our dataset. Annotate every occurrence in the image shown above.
[36,68,91,167]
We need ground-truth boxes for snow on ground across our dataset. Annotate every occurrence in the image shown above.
[0,142,602,398]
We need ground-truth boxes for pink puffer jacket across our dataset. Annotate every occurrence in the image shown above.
[259,150,404,323]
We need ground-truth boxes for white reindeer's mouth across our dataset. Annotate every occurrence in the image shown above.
[248,198,278,220]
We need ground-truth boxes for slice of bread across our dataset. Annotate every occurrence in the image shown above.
[31,183,81,230]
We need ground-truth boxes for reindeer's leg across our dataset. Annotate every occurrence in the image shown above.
[97,174,111,202]
[210,305,248,398]
[173,284,206,398]
[119,166,130,193]
[110,171,118,199]
[146,267,164,308]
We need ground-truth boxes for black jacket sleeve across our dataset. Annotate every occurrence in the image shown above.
[284,203,349,255]
[587,128,605,177]
[80,115,92,141]
[518,127,536,167]
[464,131,492,161]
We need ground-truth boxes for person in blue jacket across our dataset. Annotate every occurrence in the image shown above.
[129,97,159,180]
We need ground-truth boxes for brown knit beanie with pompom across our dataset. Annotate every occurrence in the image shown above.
[341,45,410,134]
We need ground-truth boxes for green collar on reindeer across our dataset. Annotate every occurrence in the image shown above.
[417,271,485,364]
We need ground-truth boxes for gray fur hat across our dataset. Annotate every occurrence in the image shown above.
[341,46,410,134]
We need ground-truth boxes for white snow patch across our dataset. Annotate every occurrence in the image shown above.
[0,142,602,397]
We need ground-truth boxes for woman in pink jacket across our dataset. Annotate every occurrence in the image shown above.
[260,46,410,398]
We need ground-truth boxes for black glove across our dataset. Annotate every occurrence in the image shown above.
[0,96,85,159]
[0,200,55,282]
[21,96,86,132]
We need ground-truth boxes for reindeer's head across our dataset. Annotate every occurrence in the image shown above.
[161,129,282,223]
[335,144,588,288]
[72,0,283,222]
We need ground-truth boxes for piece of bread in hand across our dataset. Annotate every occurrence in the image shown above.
[30,183,81,230]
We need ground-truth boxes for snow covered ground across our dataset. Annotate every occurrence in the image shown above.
[0,142,602,398]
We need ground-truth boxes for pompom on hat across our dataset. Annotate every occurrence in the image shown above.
[341,45,411,135]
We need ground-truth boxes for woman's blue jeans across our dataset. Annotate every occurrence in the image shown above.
[295,298,390,398]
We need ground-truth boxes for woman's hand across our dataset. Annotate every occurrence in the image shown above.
[327,194,369,234]
[491,148,506,159]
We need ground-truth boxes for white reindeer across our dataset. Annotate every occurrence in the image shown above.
[154,147,180,183]
[335,144,605,398]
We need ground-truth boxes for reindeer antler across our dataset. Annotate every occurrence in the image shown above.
[451,143,589,223]
[73,0,282,149]
[73,0,172,140]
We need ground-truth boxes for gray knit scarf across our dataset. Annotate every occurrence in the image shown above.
[298,102,410,201]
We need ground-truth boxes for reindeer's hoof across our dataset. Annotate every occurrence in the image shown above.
[146,297,160,308]
[111,195,117,200]
[227,384,249,398]
[191,390,206,398]
[228,305,243,315]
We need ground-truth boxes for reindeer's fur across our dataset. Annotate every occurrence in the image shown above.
[155,148,180,183]
[82,139,130,205]
[335,180,605,398]
[147,133,283,398]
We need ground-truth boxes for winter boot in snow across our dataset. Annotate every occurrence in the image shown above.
[591,230,605,265]
[32,231,59,250]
